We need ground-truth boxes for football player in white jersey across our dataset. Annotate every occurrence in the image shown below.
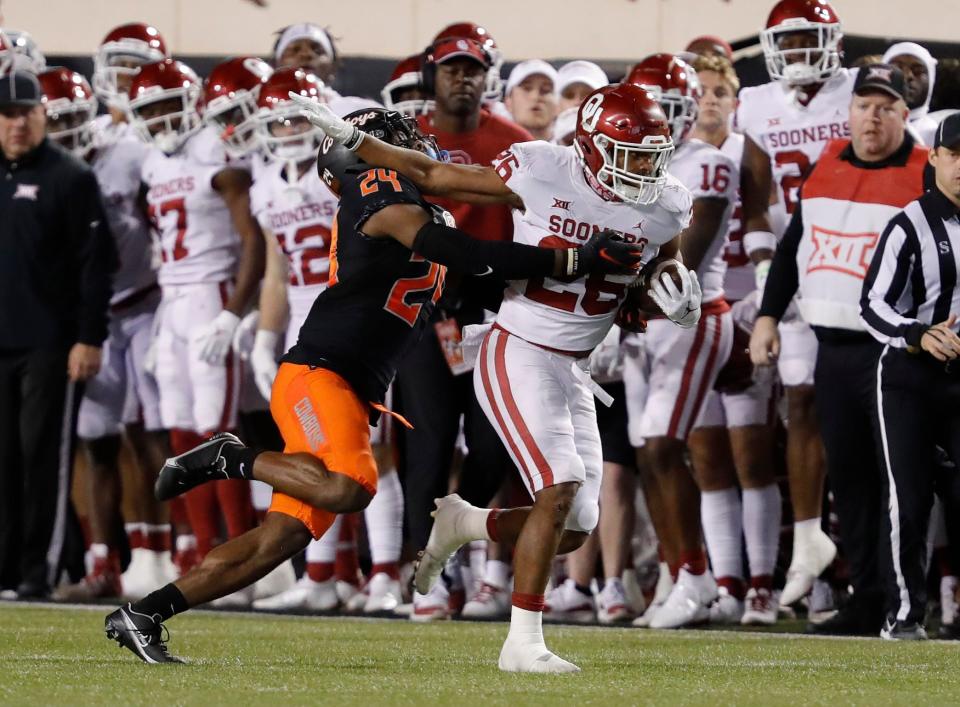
[621,55,741,628]
[243,69,406,614]
[293,82,697,671]
[129,58,265,586]
[37,65,175,600]
[686,54,783,625]
[737,0,852,605]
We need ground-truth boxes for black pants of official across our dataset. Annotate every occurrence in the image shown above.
[0,348,84,593]
[813,335,888,616]
[875,346,960,625]
[396,324,513,550]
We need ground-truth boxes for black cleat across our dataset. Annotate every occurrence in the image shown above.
[154,432,244,501]
[105,603,183,663]
[880,618,928,641]
[805,603,883,637]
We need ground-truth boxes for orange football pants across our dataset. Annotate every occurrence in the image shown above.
[267,363,378,539]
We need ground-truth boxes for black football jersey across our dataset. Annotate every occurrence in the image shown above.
[282,167,447,404]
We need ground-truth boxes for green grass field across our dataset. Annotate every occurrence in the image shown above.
[2,603,959,706]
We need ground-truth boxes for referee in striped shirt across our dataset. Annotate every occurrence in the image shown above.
[861,111,960,640]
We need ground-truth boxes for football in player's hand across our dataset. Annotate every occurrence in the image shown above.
[631,256,684,314]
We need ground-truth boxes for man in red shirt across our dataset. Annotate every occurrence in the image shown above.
[402,37,533,620]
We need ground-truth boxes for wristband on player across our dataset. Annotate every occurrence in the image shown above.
[754,258,771,292]
[743,230,777,256]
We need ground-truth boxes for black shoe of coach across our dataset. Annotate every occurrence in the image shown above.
[805,601,884,636]
[14,580,50,600]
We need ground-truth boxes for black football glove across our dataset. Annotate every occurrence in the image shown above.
[567,229,645,277]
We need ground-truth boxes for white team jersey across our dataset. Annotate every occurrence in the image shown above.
[494,141,692,352]
[89,118,156,304]
[250,158,335,323]
[667,138,737,304]
[141,127,240,287]
[718,132,753,301]
[736,68,854,236]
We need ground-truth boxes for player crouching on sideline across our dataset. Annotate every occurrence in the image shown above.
[293,84,698,672]
[104,107,644,664]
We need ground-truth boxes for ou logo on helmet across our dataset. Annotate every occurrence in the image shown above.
[580,93,605,132]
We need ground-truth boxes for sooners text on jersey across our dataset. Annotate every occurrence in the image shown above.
[493,140,692,352]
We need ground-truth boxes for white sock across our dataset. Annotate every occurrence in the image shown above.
[175,533,196,552]
[364,469,403,564]
[507,605,544,645]
[458,504,494,542]
[306,515,342,564]
[90,542,109,559]
[485,560,510,590]
[742,483,782,578]
[793,517,822,550]
[468,540,487,589]
[700,487,744,581]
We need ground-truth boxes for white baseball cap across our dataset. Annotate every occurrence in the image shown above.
[557,60,608,94]
[505,59,558,96]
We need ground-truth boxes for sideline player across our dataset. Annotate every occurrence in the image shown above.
[295,84,698,671]
[621,55,740,628]
[104,107,643,663]
[128,59,265,585]
[737,0,853,605]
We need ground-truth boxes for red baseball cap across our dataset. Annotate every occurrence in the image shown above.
[430,37,491,68]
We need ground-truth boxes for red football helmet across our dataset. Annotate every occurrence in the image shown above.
[381,54,432,117]
[432,22,503,102]
[624,54,701,142]
[574,83,674,205]
[0,29,46,74]
[760,0,842,85]
[203,57,273,158]
[127,59,202,154]
[255,67,327,163]
[38,68,97,157]
[93,23,168,108]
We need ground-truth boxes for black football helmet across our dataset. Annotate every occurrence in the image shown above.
[316,108,445,196]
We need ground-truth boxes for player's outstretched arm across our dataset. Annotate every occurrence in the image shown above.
[290,93,520,206]
[363,203,643,280]
[214,167,267,316]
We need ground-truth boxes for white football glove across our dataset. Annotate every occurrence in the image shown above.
[648,266,702,329]
[232,310,260,358]
[250,329,280,401]
[192,310,241,365]
[287,92,363,149]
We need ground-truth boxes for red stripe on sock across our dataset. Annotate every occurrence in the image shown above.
[679,548,707,575]
[307,562,335,583]
[512,591,545,612]
[750,574,773,591]
[717,576,746,600]
[370,562,400,580]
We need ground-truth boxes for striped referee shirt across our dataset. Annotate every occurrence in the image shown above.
[861,187,960,348]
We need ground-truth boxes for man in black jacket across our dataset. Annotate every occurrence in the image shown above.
[0,71,116,598]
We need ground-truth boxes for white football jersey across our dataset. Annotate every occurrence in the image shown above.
[736,68,854,236]
[89,119,156,304]
[667,138,737,304]
[141,127,240,287]
[250,158,335,326]
[717,132,754,301]
[494,141,692,352]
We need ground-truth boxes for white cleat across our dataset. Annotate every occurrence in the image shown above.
[414,494,479,595]
[621,568,647,616]
[544,579,596,624]
[363,573,402,613]
[410,581,451,622]
[806,578,837,624]
[253,559,297,601]
[649,569,717,629]
[741,587,778,626]
[632,563,673,627]
[210,585,255,608]
[462,582,510,619]
[120,549,165,600]
[252,576,339,611]
[709,586,745,625]
[498,637,581,674]
[597,578,635,625]
[780,528,837,606]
